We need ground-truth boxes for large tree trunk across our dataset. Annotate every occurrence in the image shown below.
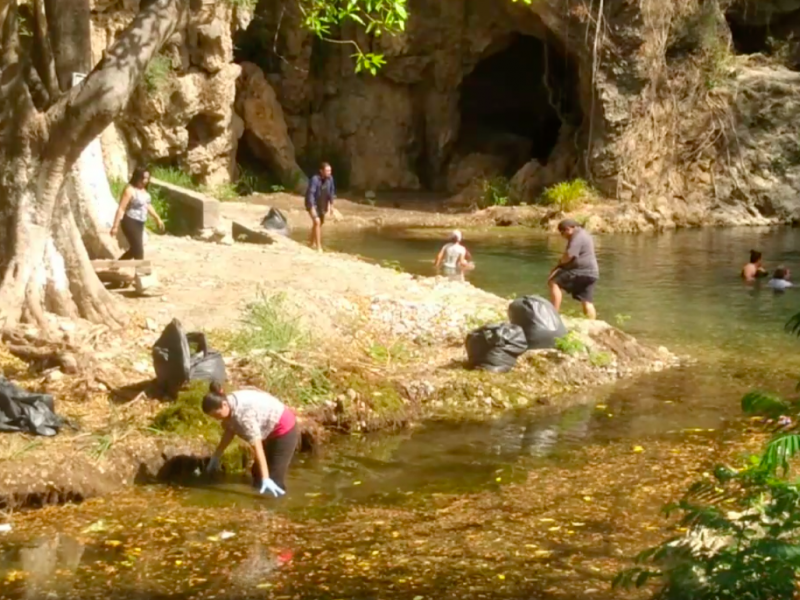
[0,0,190,333]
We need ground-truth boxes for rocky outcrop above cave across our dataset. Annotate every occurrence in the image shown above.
[90,1,244,185]
[236,63,307,193]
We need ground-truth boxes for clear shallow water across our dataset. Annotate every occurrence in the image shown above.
[320,226,800,364]
[4,227,800,598]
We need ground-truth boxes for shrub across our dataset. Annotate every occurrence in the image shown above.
[478,176,511,208]
[539,179,593,212]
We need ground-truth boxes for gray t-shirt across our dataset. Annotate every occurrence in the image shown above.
[564,228,599,278]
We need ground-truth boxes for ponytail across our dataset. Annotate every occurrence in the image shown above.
[202,381,227,414]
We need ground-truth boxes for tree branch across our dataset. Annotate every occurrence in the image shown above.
[44,0,189,164]
[32,0,59,102]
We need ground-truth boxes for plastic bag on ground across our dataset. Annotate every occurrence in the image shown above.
[260,208,290,237]
[0,378,65,436]
[152,319,227,397]
[508,295,567,349]
[465,323,528,373]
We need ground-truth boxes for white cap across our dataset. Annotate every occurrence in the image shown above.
[450,230,462,242]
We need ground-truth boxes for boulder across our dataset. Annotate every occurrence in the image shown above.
[236,62,307,194]
[509,160,548,203]
[446,153,507,193]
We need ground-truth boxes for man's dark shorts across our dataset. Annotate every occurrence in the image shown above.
[552,270,598,303]
[307,205,325,225]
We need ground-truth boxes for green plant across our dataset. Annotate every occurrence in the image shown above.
[478,176,511,208]
[380,259,403,273]
[300,0,407,75]
[151,166,197,190]
[615,313,632,327]
[223,292,309,355]
[555,332,587,356]
[367,341,410,365]
[539,179,593,211]
[589,350,612,368]
[144,55,174,94]
[615,310,800,599]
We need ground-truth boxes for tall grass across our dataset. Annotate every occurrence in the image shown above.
[223,292,309,355]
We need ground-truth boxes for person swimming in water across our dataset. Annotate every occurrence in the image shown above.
[768,266,793,291]
[434,230,474,278]
[742,250,768,281]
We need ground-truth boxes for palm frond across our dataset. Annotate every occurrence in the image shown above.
[785,311,800,337]
[761,433,800,475]
[742,391,791,418]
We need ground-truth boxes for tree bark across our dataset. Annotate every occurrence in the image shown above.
[0,0,189,333]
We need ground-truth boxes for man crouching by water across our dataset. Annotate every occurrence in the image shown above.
[305,162,335,251]
[548,219,599,319]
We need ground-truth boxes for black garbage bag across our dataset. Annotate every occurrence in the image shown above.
[508,295,567,349]
[0,378,65,436]
[152,319,227,397]
[260,208,290,237]
[465,323,528,373]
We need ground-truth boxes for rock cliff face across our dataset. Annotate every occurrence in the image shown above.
[91,0,800,227]
[234,0,800,226]
[90,0,245,185]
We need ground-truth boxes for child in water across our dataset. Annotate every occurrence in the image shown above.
[435,230,474,278]
[768,266,793,291]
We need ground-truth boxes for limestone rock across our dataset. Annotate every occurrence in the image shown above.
[509,160,547,203]
[236,62,307,193]
[446,153,507,193]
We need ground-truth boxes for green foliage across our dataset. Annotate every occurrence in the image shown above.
[221,292,308,355]
[366,341,410,365]
[539,179,593,211]
[144,55,174,94]
[300,0,408,75]
[616,309,800,599]
[151,166,195,189]
[380,259,403,272]
[615,313,632,327]
[555,332,587,356]
[151,381,218,440]
[589,350,612,368]
[478,176,511,208]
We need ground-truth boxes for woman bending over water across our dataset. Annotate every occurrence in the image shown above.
[203,382,298,497]
[110,167,164,259]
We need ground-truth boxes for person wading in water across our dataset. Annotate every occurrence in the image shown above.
[548,219,599,319]
[203,382,298,497]
[110,167,164,259]
[305,162,336,251]
[742,250,768,282]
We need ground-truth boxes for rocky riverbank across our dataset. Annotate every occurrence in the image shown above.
[0,231,676,509]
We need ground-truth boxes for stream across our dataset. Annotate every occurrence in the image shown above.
[3,227,800,599]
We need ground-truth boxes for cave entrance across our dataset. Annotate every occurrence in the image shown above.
[726,9,800,70]
[455,33,582,178]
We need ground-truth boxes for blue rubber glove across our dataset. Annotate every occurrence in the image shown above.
[259,478,285,497]
[205,456,220,474]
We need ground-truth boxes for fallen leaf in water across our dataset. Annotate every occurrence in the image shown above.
[353,481,362,486]
[595,404,607,410]
[495,477,502,482]
[82,520,107,534]
[583,496,593,502]
[497,574,506,580]
[256,583,273,589]
[633,446,644,453]
[539,518,555,523]
[305,493,321,498]
[547,526,561,532]
[104,540,122,548]
[534,550,552,557]
[206,536,220,542]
